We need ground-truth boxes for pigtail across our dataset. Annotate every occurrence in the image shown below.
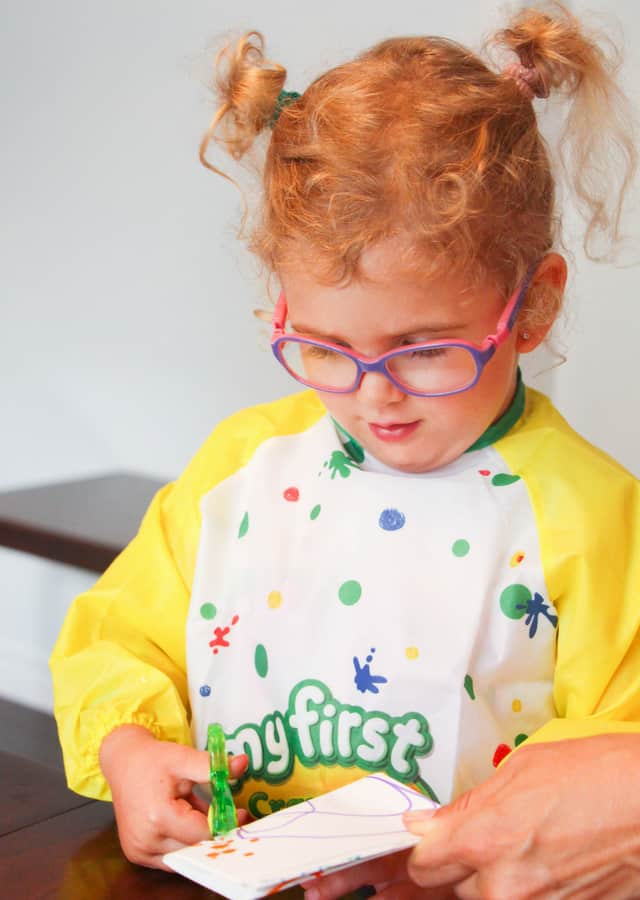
[496,3,637,261]
[199,32,287,182]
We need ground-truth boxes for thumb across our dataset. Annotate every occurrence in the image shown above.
[403,785,475,839]
[402,795,477,887]
[170,744,249,784]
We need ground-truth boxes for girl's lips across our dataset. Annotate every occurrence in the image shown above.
[368,420,421,441]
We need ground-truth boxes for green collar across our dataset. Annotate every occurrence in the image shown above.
[331,369,525,463]
[332,417,365,463]
[464,368,525,453]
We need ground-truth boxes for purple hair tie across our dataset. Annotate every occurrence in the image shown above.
[503,61,549,100]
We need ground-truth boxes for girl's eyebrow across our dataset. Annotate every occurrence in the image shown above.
[290,320,470,341]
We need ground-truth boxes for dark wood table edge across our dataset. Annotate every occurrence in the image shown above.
[0,520,119,572]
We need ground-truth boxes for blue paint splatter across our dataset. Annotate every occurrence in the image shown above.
[199,685,211,697]
[379,508,406,531]
[353,648,388,694]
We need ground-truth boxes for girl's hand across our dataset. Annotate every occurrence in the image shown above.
[99,724,249,870]
[403,735,640,899]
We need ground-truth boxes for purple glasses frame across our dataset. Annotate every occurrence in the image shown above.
[271,265,536,398]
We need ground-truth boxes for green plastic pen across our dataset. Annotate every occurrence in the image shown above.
[207,723,238,837]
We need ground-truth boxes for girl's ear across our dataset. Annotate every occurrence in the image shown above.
[516,253,567,353]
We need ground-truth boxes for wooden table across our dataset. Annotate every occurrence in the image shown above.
[0,699,304,899]
[0,761,225,898]
[0,473,164,572]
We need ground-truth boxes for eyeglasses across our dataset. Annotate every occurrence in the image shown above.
[271,266,535,398]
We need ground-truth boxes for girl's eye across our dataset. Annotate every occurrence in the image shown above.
[408,346,450,359]
[304,344,336,359]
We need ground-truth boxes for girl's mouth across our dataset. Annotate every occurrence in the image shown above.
[368,420,420,441]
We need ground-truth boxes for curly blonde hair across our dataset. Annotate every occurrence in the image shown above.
[200,4,636,324]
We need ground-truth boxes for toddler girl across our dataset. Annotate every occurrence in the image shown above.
[51,3,639,891]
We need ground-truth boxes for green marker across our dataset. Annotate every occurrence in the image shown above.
[207,723,238,837]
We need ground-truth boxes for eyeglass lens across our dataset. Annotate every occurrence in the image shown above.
[279,340,479,394]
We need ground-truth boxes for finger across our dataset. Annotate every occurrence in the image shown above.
[409,858,473,890]
[404,811,475,888]
[376,882,456,899]
[403,804,482,871]
[303,851,411,900]
[229,753,249,778]
[185,790,210,814]
[237,807,251,826]
[169,745,249,785]
[163,797,211,845]
[150,836,199,872]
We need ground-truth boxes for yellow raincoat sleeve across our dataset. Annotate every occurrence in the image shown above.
[49,391,326,801]
[49,476,200,801]
[498,389,640,747]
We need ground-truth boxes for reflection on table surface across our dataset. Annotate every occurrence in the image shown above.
[0,698,305,900]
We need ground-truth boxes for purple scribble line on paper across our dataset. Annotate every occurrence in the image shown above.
[236,776,425,842]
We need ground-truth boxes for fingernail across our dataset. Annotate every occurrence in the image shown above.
[403,809,437,825]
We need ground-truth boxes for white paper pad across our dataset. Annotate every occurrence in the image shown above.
[163,774,438,899]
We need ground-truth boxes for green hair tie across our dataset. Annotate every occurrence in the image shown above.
[269,89,301,128]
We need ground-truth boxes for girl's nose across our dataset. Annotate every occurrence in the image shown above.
[356,370,405,405]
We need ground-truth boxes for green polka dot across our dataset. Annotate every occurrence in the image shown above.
[500,584,531,619]
[452,539,470,557]
[464,674,476,700]
[514,733,529,747]
[238,511,249,538]
[254,644,268,678]
[310,504,321,520]
[200,602,217,620]
[338,580,362,606]
[491,473,521,487]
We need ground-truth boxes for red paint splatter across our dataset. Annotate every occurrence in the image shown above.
[209,626,231,650]
[493,743,512,767]
[479,469,491,476]
[283,486,300,501]
[209,615,240,654]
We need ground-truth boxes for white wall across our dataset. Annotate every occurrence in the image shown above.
[2,0,638,711]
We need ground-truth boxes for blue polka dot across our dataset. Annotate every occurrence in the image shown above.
[379,508,406,531]
[199,685,211,697]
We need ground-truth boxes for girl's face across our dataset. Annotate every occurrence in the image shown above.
[279,241,529,474]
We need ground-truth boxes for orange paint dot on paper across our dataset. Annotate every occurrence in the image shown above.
[267,590,282,609]
[244,852,255,857]
[512,698,522,712]
[405,646,419,660]
[222,848,236,854]
[207,852,219,859]
[510,551,525,567]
